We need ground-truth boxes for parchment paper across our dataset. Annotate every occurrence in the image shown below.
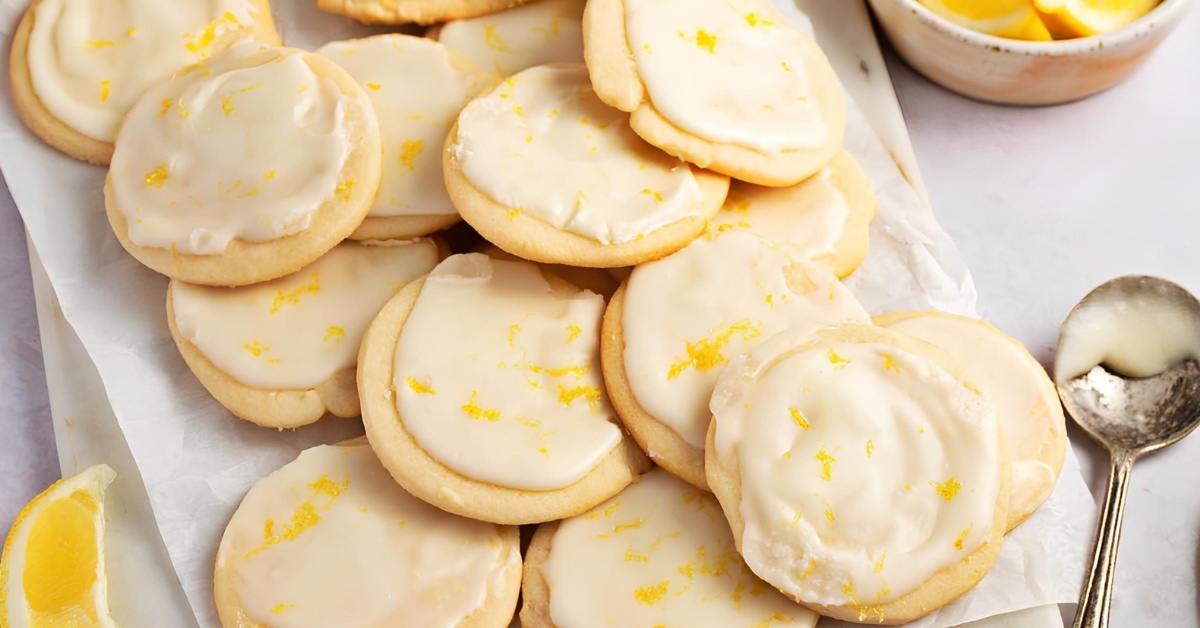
[0,0,1094,626]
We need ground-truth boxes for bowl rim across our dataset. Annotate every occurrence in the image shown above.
[879,0,1192,54]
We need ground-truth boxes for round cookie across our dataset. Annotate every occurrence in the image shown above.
[432,0,586,77]
[601,231,870,491]
[874,310,1067,531]
[521,468,820,628]
[317,35,497,241]
[214,437,522,628]
[583,0,845,187]
[10,0,280,164]
[475,243,619,299]
[444,63,729,268]
[716,149,878,279]
[319,0,531,25]
[358,253,652,525]
[706,324,1010,624]
[105,43,382,287]
[168,239,442,429]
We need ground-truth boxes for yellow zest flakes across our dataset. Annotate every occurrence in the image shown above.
[99,79,111,103]
[641,42,653,54]
[598,516,644,538]
[667,320,762,380]
[640,188,664,202]
[764,294,774,308]
[84,39,118,49]
[507,209,522,220]
[932,477,961,501]
[515,416,541,428]
[791,512,801,526]
[823,502,836,522]
[144,164,170,188]
[270,603,296,615]
[264,170,276,181]
[176,101,191,119]
[335,179,356,201]
[634,580,670,606]
[624,546,650,563]
[507,323,522,346]
[269,273,321,313]
[827,348,851,370]
[528,363,589,379]
[883,353,901,374]
[461,392,501,421]
[297,84,310,94]
[158,98,173,117]
[954,525,973,550]
[365,82,382,91]
[185,12,240,57]
[557,384,601,412]
[745,12,774,27]
[799,559,819,580]
[245,474,349,558]
[788,407,809,430]
[127,27,138,36]
[874,552,887,573]
[753,612,792,628]
[243,340,270,357]
[318,326,344,343]
[221,94,234,116]
[903,483,912,492]
[399,139,424,171]
[866,440,875,458]
[695,30,718,54]
[815,450,836,480]
[566,323,582,343]
[781,60,792,72]
[586,501,621,520]
[483,24,510,51]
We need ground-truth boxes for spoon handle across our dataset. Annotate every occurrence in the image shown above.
[1073,452,1136,628]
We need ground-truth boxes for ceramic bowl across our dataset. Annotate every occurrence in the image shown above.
[867,0,1192,105]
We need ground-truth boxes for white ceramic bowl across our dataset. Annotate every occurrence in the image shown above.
[867,0,1192,105]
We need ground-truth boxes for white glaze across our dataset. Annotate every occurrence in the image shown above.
[710,329,1001,614]
[219,439,517,627]
[317,36,486,219]
[623,0,830,153]
[27,0,264,142]
[541,469,819,628]
[172,240,439,390]
[622,232,869,447]
[110,44,359,255]
[452,64,704,244]
[393,254,622,491]
[437,0,585,76]
[716,168,850,266]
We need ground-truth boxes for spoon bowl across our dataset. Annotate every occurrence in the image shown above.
[1059,361,1200,455]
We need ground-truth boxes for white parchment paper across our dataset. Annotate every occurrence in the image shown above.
[0,0,1094,626]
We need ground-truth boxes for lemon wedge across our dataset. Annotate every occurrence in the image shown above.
[1,465,118,628]
[920,0,1054,40]
[1034,0,1160,37]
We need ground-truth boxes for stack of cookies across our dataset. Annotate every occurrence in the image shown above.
[8,0,1068,625]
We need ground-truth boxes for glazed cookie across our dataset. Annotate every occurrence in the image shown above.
[521,469,820,628]
[476,243,619,299]
[583,0,845,186]
[319,0,531,25]
[602,232,870,490]
[168,239,442,429]
[105,44,382,287]
[433,0,585,77]
[358,254,652,525]
[716,150,878,279]
[444,63,729,268]
[706,324,1009,624]
[317,35,496,241]
[10,0,279,164]
[215,438,522,628]
[875,311,1067,530]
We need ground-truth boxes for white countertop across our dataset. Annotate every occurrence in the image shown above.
[1,9,1198,627]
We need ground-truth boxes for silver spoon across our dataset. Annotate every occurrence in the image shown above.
[1055,276,1200,628]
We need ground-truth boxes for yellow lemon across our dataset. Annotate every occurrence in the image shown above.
[920,0,1055,40]
[0,465,118,628]
[1034,0,1160,37]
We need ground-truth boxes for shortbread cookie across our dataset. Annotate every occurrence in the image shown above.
[521,469,820,628]
[476,243,619,298]
[583,0,845,186]
[168,239,441,429]
[215,438,522,628]
[602,232,870,490]
[105,44,381,287]
[716,150,877,279]
[359,254,651,524]
[10,0,279,164]
[706,324,1009,624]
[317,35,496,241]
[445,63,729,268]
[319,0,531,25]
[433,0,585,77]
[875,310,1066,531]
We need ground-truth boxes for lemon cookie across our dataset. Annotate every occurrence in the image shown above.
[583,0,845,186]
[319,0,531,25]
[215,438,522,627]
[317,35,496,241]
[444,63,729,268]
[10,0,279,165]
[706,324,1009,624]
[602,232,870,490]
[875,311,1066,531]
[168,239,442,429]
[716,150,877,279]
[359,254,650,524]
[433,0,585,77]
[521,469,820,628]
[105,44,382,287]
[476,243,619,299]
